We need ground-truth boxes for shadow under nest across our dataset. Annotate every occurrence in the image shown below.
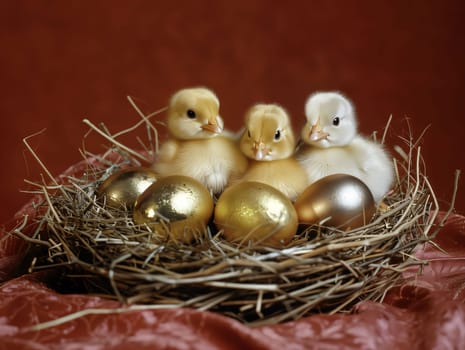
[13,102,453,326]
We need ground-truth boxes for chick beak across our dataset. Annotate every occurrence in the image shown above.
[201,117,223,134]
[309,117,329,142]
[252,141,268,160]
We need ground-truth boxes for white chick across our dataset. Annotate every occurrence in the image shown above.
[296,91,394,202]
[238,104,308,201]
[153,87,248,194]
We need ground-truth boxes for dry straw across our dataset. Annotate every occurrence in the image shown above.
[13,97,459,328]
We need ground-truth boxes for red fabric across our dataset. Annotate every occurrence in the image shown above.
[1,204,465,349]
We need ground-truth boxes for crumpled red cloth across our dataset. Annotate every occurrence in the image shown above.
[1,172,465,350]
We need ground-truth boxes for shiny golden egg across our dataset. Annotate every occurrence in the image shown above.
[214,181,298,247]
[96,167,158,210]
[294,174,376,230]
[133,175,214,243]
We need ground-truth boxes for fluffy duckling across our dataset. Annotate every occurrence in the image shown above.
[238,104,308,200]
[153,87,248,194]
[296,91,394,202]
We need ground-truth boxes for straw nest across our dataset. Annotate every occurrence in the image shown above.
[13,98,457,326]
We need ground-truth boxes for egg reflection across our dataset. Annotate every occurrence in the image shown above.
[96,167,158,210]
[133,175,214,243]
[294,174,376,229]
[214,181,298,247]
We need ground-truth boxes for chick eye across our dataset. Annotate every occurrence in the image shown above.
[332,117,340,126]
[247,129,251,138]
[274,130,281,141]
[186,109,196,119]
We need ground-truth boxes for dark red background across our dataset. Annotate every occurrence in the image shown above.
[1,1,464,228]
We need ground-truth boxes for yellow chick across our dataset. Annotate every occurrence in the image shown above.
[153,87,248,194]
[296,92,394,202]
[238,104,308,201]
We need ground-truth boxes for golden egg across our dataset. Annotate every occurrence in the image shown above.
[96,167,158,210]
[214,181,298,247]
[294,174,376,230]
[133,175,214,243]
